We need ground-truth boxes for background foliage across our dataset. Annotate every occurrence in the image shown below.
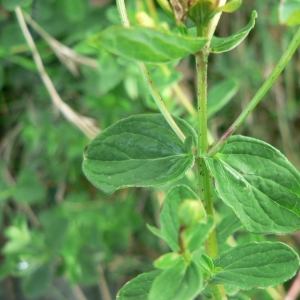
[0,0,300,299]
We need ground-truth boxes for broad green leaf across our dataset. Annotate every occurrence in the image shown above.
[149,259,203,300]
[217,0,242,13]
[210,11,257,53]
[117,270,161,300]
[207,79,239,118]
[2,0,32,10]
[212,242,300,289]
[160,185,199,251]
[83,115,196,194]
[279,0,300,26]
[89,26,208,63]
[206,135,300,234]
[182,216,215,252]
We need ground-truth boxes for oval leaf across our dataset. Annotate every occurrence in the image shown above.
[149,259,203,300]
[279,0,300,26]
[206,135,300,234]
[117,270,161,300]
[210,11,257,53]
[89,26,208,63]
[83,115,196,194]
[160,185,199,251]
[212,242,300,290]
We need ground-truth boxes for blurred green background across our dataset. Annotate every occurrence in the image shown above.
[0,0,299,299]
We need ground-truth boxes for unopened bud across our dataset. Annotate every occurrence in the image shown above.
[178,199,206,227]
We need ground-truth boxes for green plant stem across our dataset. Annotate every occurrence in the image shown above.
[208,26,300,157]
[195,50,218,259]
[196,30,227,299]
[116,0,186,143]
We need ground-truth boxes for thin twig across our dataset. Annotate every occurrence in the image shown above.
[23,11,98,76]
[98,265,112,300]
[116,0,186,143]
[15,7,100,140]
[71,285,89,300]
[286,272,300,300]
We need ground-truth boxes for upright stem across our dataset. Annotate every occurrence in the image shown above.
[195,49,218,258]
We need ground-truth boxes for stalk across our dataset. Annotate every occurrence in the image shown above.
[195,49,218,259]
[116,0,186,143]
[208,26,300,157]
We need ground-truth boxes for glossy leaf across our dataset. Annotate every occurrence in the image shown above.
[212,242,299,289]
[279,0,300,26]
[206,135,300,234]
[117,270,161,300]
[207,79,239,118]
[160,185,199,251]
[89,26,208,63]
[210,11,257,53]
[149,259,203,300]
[83,115,196,194]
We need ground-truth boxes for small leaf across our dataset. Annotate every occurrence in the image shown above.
[216,0,242,13]
[279,0,300,26]
[83,115,196,194]
[210,11,257,53]
[207,80,239,118]
[88,26,208,63]
[160,185,199,251]
[149,259,203,300]
[212,242,300,290]
[181,216,215,252]
[154,252,181,269]
[206,135,300,234]
[199,254,214,273]
[2,0,32,11]
[117,270,161,300]
[147,224,165,241]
